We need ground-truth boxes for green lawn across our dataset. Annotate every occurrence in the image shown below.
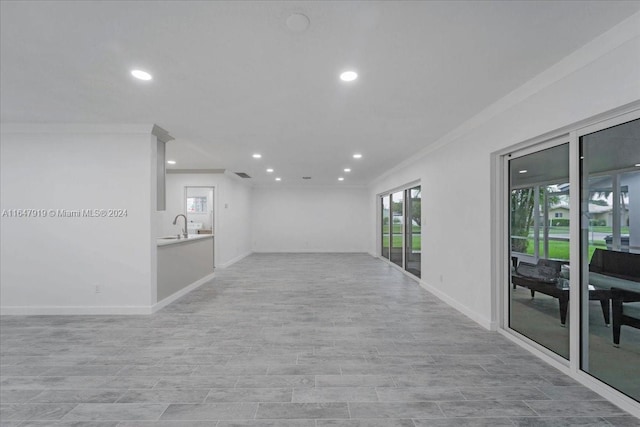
[382,223,625,258]
[382,234,421,251]
[546,226,629,235]
[523,238,606,261]
[383,225,421,233]
[382,224,421,251]
[519,224,627,260]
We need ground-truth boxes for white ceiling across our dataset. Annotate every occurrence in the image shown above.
[2,1,639,185]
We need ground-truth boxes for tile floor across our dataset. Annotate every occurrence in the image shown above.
[1,253,638,426]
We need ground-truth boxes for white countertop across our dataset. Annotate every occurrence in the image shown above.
[157,234,214,247]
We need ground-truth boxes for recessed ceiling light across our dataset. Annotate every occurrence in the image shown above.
[275,177,282,181]
[635,163,640,167]
[519,170,528,174]
[344,168,351,172]
[131,69,152,81]
[338,177,345,181]
[353,154,362,159]
[252,153,262,159]
[340,71,358,82]
[167,160,176,165]
[266,168,274,173]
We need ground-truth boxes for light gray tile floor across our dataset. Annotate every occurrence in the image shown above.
[1,253,638,426]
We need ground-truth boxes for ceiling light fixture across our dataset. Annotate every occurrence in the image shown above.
[166,160,176,165]
[340,71,358,82]
[338,177,345,181]
[131,69,152,81]
[275,177,282,181]
[353,154,362,159]
[635,163,640,167]
[252,154,262,159]
[519,170,528,174]
[266,168,274,173]
[344,168,351,172]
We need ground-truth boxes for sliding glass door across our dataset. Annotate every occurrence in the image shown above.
[390,191,404,267]
[380,185,421,278]
[381,196,390,259]
[580,118,640,401]
[406,186,421,277]
[502,112,640,406]
[509,142,571,359]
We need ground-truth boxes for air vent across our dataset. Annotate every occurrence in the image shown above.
[302,176,312,180]
[235,172,251,179]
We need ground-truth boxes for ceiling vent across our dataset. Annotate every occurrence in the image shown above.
[235,172,251,178]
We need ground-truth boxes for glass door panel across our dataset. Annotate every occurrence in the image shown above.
[580,118,640,401]
[390,191,404,267]
[509,143,570,359]
[381,196,390,259]
[405,186,421,277]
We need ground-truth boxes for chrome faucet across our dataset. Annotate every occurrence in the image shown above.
[172,214,188,238]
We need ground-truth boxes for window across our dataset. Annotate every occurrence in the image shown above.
[186,196,207,213]
[379,184,421,278]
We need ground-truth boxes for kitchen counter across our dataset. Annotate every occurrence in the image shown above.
[156,233,213,247]
[156,234,214,303]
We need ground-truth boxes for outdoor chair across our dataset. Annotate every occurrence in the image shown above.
[611,287,640,347]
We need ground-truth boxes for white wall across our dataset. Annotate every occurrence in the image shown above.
[162,171,252,268]
[369,14,640,329]
[0,124,158,314]
[251,186,370,253]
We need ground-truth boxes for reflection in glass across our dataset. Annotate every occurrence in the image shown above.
[405,186,421,277]
[580,118,640,402]
[390,191,404,267]
[381,196,390,259]
[509,143,570,359]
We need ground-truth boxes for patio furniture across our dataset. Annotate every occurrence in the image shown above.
[511,258,610,326]
[511,259,572,326]
[611,288,640,347]
[588,249,640,346]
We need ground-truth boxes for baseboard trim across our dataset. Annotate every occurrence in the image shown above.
[152,272,216,312]
[217,251,252,269]
[252,250,370,254]
[0,305,154,315]
[0,272,218,316]
[418,279,496,331]
[374,255,495,331]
